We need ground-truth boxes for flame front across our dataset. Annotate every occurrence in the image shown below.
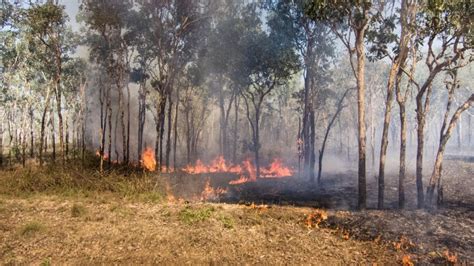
[141,147,156,171]
[182,156,293,185]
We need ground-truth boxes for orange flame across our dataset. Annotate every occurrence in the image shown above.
[402,255,414,266]
[141,147,156,171]
[304,209,328,228]
[200,178,228,201]
[182,155,293,185]
[443,250,457,264]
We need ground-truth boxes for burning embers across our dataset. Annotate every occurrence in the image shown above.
[183,156,294,185]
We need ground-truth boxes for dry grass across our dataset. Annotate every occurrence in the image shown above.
[0,159,165,203]
[19,221,45,236]
[0,196,400,264]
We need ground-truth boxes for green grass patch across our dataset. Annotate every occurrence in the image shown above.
[179,205,215,224]
[218,214,235,229]
[19,221,45,236]
[71,203,87,217]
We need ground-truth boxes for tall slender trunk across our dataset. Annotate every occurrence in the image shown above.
[29,107,34,158]
[39,86,52,166]
[355,26,367,209]
[173,87,180,170]
[309,108,316,182]
[54,78,64,164]
[165,92,173,171]
[318,88,351,183]
[65,117,69,159]
[378,63,398,209]
[233,97,239,163]
[159,96,166,168]
[254,105,261,179]
[138,81,146,162]
[126,83,130,163]
[51,113,56,162]
[107,95,112,166]
[398,103,407,208]
[415,98,426,208]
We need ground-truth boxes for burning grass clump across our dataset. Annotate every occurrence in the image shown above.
[179,205,215,225]
[19,221,45,236]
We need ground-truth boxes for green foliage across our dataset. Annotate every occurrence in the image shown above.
[178,205,215,225]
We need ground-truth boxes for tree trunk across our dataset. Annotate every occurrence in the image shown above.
[254,105,261,179]
[165,92,173,171]
[233,97,239,163]
[398,103,407,208]
[39,86,52,166]
[426,94,473,205]
[309,108,316,182]
[54,80,64,164]
[355,26,367,209]
[377,62,398,209]
[126,83,131,163]
[173,87,180,170]
[138,81,146,162]
[29,107,34,158]
[318,88,351,183]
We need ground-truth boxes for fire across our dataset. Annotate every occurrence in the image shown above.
[402,255,414,266]
[443,250,457,264]
[200,178,228,201]
[304,209,328,228]
[261,159,292,177]
[141,147,156,171]
[393,236,415,251]
[229,175,253,185]
[182,155,294,185]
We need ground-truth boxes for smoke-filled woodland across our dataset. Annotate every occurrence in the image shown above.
[1,0,473,264]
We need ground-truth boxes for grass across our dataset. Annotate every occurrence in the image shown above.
[71,203,87,217]
[20,221,45,236]
[179,205,215,224]
[218,214,235,229]
[0,155,165,203]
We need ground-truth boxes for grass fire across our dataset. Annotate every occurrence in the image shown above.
[0,0,473,264]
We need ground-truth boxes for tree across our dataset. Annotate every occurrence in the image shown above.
[426,69,473,206]
[402,0,473,207]
[267,0,335,181]
[25,2,74,164]
[238,4,299,178]
[306,0,381,209]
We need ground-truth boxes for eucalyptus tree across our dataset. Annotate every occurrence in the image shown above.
[401,1,473,207]
[267,0,335,182]
[237,4,300,179]
[306,0,383,209]
[24,1,75,164]
[80,0,132,165]
[134,0,209,171]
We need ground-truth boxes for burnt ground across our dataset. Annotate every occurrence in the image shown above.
[163,159,474,264]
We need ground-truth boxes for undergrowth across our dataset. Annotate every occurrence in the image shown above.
[179,205,215,224]
[0,154,165,202]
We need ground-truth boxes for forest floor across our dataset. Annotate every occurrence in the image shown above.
[0,157,472,264]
